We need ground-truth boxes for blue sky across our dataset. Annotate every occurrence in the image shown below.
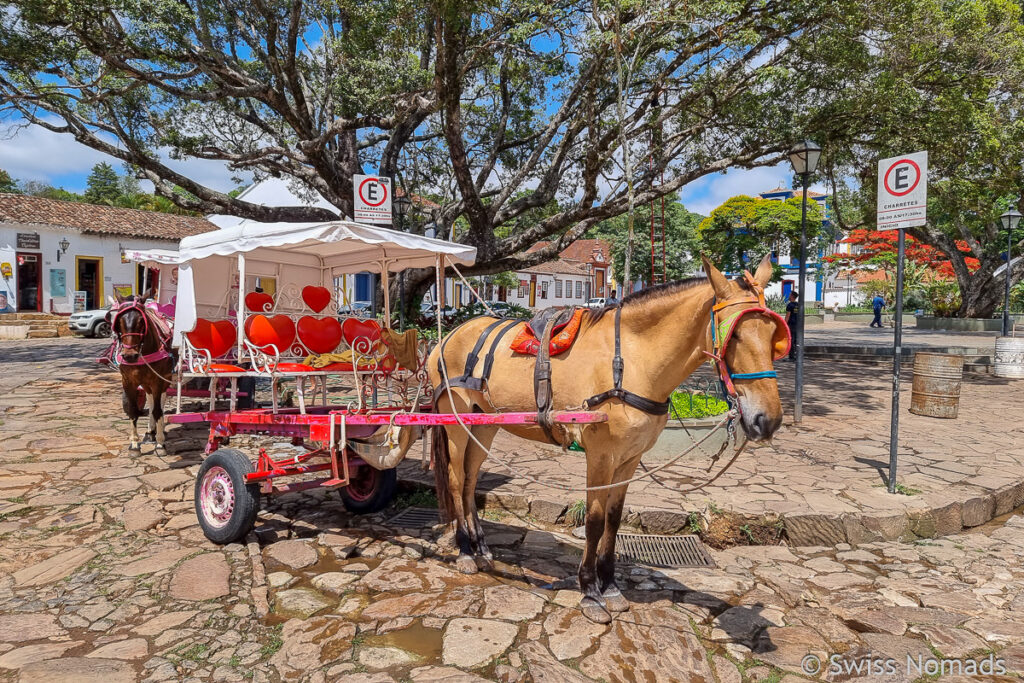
[0,121,823,216]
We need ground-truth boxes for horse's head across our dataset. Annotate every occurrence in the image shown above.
[112,289,154,362]
[702,256,789,442]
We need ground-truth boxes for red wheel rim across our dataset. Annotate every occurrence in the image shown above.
[346,465,379,503]
[199,466,236,528]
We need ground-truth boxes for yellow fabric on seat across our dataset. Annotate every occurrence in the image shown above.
[303,350,373,368]
[381,328,419,370]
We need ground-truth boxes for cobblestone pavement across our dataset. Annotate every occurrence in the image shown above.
[805,321,998,350]
[3,338,1024,683]
[402,358,1024,545]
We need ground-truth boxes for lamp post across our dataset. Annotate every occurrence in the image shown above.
[1001,208,1022,337]
[394,193,413,328]
[788,139,822,424]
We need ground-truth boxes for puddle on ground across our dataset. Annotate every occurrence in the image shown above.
[362,620,444,662]
[963,502,1024,535]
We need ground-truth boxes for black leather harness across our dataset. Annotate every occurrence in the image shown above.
[435,305,670,448]
[581,305,671,416]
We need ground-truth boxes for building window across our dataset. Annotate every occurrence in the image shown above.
[575,281,582,298]
[541,281,549,299]
[518,281,528,298]
[555,279,562,298]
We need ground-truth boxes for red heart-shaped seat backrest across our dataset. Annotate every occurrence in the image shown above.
[302,286,332,314]
[297,316,343,355]
[186,319,236,359]
[341,318,382,354]
[245,314,296,352]
[245,292,274,313]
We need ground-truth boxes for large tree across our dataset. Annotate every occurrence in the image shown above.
[815,0,1024,317]
[697,195,825,273]
[84,162,122,204]
[0,0,856,296]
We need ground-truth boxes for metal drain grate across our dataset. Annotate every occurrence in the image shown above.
[387,506,441,528]
[615,533,716,568]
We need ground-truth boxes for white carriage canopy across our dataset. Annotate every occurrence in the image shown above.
[126,219,477,345]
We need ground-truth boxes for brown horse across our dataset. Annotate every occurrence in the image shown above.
[427,256,787,623]
[111,291,174,455]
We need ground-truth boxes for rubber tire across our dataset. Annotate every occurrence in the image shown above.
[94,321,111,338]
[235,376,258,410]
[339,465,398,514]
[194,449,261,544]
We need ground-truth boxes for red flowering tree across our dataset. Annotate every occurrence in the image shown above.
[825,229,980,278]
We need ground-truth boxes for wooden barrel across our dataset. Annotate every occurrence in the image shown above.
[909,352,964,419]
[994,336,1024,379]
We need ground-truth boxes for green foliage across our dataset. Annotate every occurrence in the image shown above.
[924,280,962,317]
[0,169,18,193]
[491,271,520,290]
[84,162,121,205]
[587,197,704,282]
[697,195,824,274]
[1012,283,1024,312]
[669,391,730,419]
[566,500,587,527]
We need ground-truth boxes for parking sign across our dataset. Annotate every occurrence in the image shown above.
[877,151,927,229]
[353,175,392,224]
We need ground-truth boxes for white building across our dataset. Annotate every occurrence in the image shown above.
[0,194,215,314]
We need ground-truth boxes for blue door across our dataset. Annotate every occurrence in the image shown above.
[782,280,793,300]
[355,273,372,302]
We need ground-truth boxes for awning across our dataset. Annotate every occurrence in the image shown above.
[170,219,476,272]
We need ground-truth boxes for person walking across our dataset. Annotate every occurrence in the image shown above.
[784,290,800,361]
[870,293,885,328]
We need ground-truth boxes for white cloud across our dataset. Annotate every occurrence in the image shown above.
[0,122,111,189]
[0,120,250,193]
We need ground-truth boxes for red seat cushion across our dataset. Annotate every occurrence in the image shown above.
[202,363,246,373]
[274,362,315,373]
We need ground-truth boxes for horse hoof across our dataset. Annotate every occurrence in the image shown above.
[154,446,167,457]
[603,592,630,613]
[128,445,141,455]
[455,555,479,574]
[141,433,155,444]
[474,555,494,572]
[580,599,612,624]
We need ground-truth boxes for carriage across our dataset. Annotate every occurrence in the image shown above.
[127,220,607,545]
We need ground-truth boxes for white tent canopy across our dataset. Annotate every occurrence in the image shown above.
[132,219,476,272]
[128,220,476,345]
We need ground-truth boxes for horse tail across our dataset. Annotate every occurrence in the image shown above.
[431,425,454,523]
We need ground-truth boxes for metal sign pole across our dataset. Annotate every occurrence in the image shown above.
[887,229,906,493]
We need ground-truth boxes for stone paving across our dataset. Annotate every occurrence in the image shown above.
[402,358,1024,545]
[2,337,1024,682]
[804,321,999,351]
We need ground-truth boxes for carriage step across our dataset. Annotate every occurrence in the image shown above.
[387,506,441,528]
[615,533,716,569]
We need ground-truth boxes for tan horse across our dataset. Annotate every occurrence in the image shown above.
[427,256,788,623]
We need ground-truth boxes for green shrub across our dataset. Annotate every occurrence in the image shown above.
[669,391,730,419]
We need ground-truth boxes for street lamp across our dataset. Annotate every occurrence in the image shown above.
[788,139,821,424]
[1001,207,1022,337]
[394,193,413,327]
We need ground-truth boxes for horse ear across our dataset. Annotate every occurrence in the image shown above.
[111,292,125,305]
[701,256,732,299]
[141,288,155,301]
[753,254,773,288]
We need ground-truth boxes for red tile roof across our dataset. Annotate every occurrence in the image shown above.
[0,193,216,241]
[521,258,591,276]
[527,239,612,264]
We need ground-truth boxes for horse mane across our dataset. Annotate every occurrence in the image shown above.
[584,273,753,325]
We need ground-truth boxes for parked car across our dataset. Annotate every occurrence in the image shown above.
[338,301,372,317]
[586,297,606,309]
[69,307,113,337]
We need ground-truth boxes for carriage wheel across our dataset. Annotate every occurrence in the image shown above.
[195,449,261,544]
[339,464,397,514]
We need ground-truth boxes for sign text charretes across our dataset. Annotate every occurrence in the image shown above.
[877,151,927,230]
[353,174,392,224]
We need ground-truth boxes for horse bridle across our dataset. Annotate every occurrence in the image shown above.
[111,299,172,366]
[704,271,792,399]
